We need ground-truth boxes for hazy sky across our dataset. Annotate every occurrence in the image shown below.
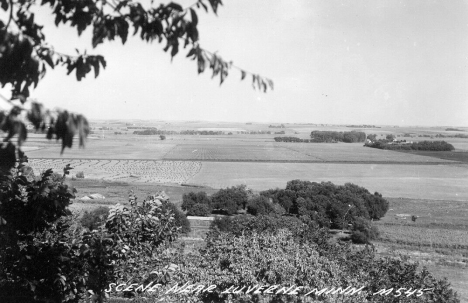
[3,0,468,125]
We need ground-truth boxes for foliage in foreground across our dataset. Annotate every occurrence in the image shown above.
[136,229,460,303]
[0,164,182,303]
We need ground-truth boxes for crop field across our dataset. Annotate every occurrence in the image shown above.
[29,159,202,184]
[279,142,455,163]
[377,224,468,249]
[188,162,468,200]
[374,197,468,302]
[163,143,316,161]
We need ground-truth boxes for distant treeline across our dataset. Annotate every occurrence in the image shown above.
[239,131,272,134]
[268,124,285,128]
[436,133,468,139]
[274,137,307,142]
[133,129,176,135]
[133,129,225,135]
[127,127,157,130]
[445,128,465,132]
[365,140,455,151]
[310,131,366,143]
[346,125,380,128]
[133,129,282,136]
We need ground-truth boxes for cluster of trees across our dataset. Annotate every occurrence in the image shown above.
[310,131,367,143]
[182,185,252,216]
[365,140,455,151]
[182,180,389,244]
[445,128,465,131]
[269,124,286,128]
[259,180,389,227]
[170,226,458,303]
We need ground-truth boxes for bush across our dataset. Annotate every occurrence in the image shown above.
[211,185,251,215]
[181,191,211,212]
[350,217,379,244]
[209,214,330,245]
[162,202,191,234]
[76,171,85,178]
[246,196,277,216]
[80,206,110,230]
[186,203,211,216]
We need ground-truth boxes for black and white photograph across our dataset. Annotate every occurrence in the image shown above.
[0,0,467,302]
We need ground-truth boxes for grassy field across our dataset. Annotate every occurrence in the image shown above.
[373,197,468,302]
[68,179,217,212]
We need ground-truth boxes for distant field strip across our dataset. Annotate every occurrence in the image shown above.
[378,224,468,249]
[163,144,318,161]
[29,159,202,184]
[162,143,456,163]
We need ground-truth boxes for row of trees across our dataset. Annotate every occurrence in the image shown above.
[365,140,455,151]
[182,180,389,243]
[310,131,367,143]
[274,136,305,142]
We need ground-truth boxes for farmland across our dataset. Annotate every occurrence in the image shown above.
[21,121,468,301]
[29,159,202,184]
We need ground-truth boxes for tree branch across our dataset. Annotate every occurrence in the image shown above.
[4,0,13,30]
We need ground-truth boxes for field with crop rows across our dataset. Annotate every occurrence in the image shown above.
[29,159,202,184]
[163,143,316,161]
[377,224,468,249]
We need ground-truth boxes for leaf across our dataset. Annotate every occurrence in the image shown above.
[190,8,198,26]
[166,2,183,12]
[44,52,54,68]
[1,0,9,10]
[199,1,208,12]
[17,122,27,146]
[241,70,246,80]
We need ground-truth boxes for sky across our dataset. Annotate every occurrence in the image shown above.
[2,0,468,126]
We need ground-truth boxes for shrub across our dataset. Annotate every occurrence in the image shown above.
[181,191,211,212]
[351,217,379,244]
[211,185,251,215]
[162,202,191,234]
[76,171,85,178]
[80,206,110,231]
[209,214,330,245]
[246,195,277,216]
[186,203,211,216]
